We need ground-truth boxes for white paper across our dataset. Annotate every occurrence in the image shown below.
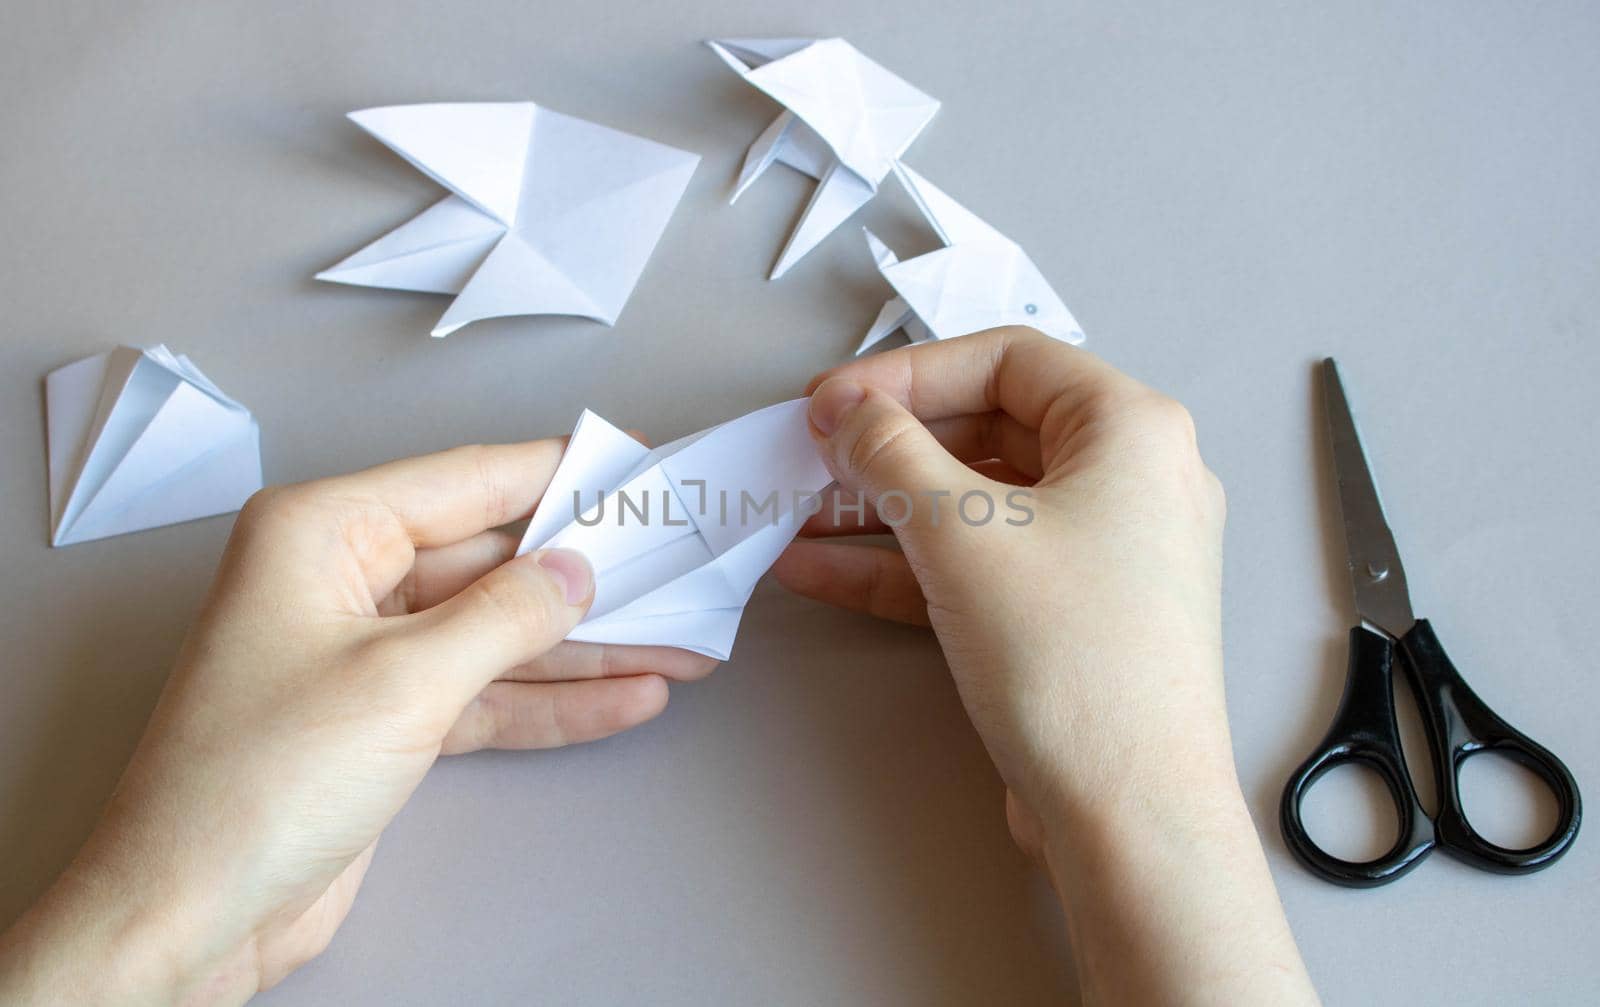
[317,102,700,337]
[856,162,1086,354]
[708,37,941,279]
[45,346,263,547]
[516,399,833,660]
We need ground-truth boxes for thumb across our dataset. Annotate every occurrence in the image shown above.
[807,377,976,535]
[392,548,593,704]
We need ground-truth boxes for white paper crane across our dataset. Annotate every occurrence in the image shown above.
[516,399,832,659]
[317,102,699,337]
[856,162,1086,355]
[45,345,262,546]
[707,37,941,279]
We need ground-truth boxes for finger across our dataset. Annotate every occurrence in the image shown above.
[798,459,1033,537]
[378,529,519,615]
[283,438,570,606]
[807,379,979,536]
[499,640,718,683]
[804,326,1144,468]
[390,548,593,704]
[372,428,655,614]
[319,438,569,550]
[799,484,894,537]
[970,458,1034,486]
[771,540,930,626]
[923,412,1044,480]
[440,675,669,754]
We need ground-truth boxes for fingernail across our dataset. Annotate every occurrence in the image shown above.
[809,378,867,437]
[536,549,593,606]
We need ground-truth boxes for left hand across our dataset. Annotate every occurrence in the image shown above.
[0,441,715,1005]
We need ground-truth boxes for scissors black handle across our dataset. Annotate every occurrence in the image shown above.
[1281,622,1582,887]
[1397,619,1582,874]
[1281,627,1434,886]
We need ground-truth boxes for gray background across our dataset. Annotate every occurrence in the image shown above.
[3,1,1597,1003]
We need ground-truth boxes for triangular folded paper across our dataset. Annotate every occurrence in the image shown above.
[45,346,262,547]
[318,102,700,337]
[516,400,833,660]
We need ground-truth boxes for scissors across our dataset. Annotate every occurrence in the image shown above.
[1279,359,1581,887]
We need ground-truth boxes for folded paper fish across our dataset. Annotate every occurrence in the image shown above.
[857,162,1086,355]
[44,346,262,547]
[708,37,941,279]
[317,102,700,337]
[515,399,833,660]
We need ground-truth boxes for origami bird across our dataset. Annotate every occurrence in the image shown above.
[856,162,1086,355]
[515,399,831,660]
[707,37,941,279]
[317,102,699,337]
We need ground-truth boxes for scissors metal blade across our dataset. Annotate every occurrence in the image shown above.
[1321,358,1416,638]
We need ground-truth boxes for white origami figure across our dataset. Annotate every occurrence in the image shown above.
[707,37,941,279]
[317,102,700,337]
[45,346,262,547]
[515,399,832,659]
[856,162,1086,355]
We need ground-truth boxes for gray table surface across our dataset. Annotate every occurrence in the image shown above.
[4,1,1597,1004]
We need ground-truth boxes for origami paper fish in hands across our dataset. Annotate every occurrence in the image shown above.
[317,102,699,337]
[856,162,1086,355]
[516,400,832,660]
[707,37,941,279]
[45,345,262,546]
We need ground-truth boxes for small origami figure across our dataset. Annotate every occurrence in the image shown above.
[317,102,700,337]
[856,162,1086,355]
[707,37,941,279]
[516,399,832,660]
[44,345,262,546]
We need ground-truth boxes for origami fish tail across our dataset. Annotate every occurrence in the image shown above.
[769,162,874,279]
[731,113,793,204]
[857,296,915,356]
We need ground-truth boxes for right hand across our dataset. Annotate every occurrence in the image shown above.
[777,328,1317,1004]
[776,326,1232,837]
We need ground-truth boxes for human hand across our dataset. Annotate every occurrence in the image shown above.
[776,328,1316,1004]
[0,442,714,1005]
[777,326,1229,828]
